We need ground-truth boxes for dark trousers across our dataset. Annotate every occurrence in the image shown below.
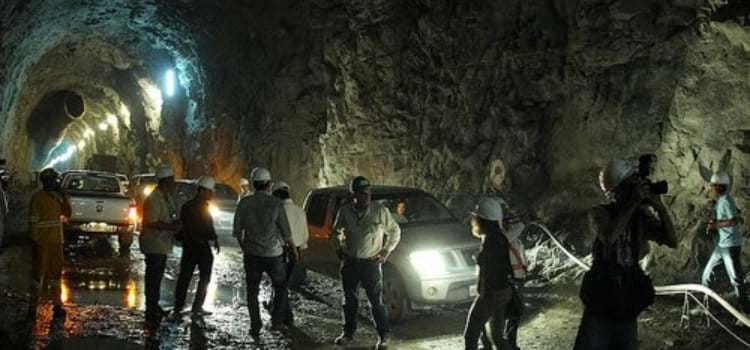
[174,244,214,311]
[464,288,512,350]
[482,282,524,350]
[243,254,289,331]
[144,254,167,313]
[573,310,638,350]
[287,250,307,290]
[340,257,389,336]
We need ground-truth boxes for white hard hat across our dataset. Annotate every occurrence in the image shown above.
[710,171,731,186]
[472,197,504,222]
[156,165,174,179]
[197,176,216,191]
[251,167,271,182]
[272,181,290,192]
[240,178,250,186]
[599,159,634,193]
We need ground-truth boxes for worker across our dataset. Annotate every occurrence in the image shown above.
[574,159,677,350]
[481,198,527,350]
[29,168,71,318]
[233,167,296,339]
[239,178,253,202]
[332,176,401,350]
[272,181,309,290]
[0,167,9,251]
[139,165,180,320]
[173,176,220,316]
[700,171,749,313]
[464,197,512,350]
[391,199,408,224]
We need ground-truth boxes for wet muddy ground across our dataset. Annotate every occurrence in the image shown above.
[1,236,750,349]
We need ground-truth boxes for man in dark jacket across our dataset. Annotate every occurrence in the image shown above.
[173,176,220,315]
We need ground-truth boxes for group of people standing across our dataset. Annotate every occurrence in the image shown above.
[13,155,748,350]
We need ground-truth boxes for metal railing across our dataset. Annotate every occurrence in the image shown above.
[527,222,750,347]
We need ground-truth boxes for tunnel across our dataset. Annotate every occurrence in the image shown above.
[2,0,750,349]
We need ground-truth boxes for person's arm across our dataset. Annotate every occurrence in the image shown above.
[233,201,244,244]
[300,207,310,250]
[595,183,646,244]
[648,196,677,248]
[276,202,296,259]
[711,199,740,228]
[142,198,178,231]
[331,209,345,259]
[378,206,402,262]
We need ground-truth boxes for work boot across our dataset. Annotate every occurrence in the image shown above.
[376,334,390,350]
[334,332,354,346]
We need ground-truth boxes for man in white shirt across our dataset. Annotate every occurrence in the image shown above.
[272,181,309,288]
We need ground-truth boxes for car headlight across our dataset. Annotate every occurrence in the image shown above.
[143,185,155,197]
[409,250,447,279]
[208,203,220,217]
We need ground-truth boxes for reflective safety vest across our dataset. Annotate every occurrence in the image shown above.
[30,190,70,245]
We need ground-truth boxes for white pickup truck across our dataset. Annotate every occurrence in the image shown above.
[61,171,137,252]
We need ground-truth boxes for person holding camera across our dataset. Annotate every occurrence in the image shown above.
[700,171,750,313]
[574,159,677,350]
[139,165,180,320]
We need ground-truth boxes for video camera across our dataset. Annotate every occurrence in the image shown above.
[636,154,668,195]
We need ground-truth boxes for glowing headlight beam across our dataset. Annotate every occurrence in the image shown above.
[165,69,176,97]
[208,203,220,217]
[43,145,78,170]
[409,250,447,279]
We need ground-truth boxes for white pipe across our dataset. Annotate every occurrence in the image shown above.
[528,222,750,333]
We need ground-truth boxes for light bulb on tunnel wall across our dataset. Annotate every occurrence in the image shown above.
[106,113,118,127]
[77,140,86,151]
[165,69,176,97]
[98,122,109,131]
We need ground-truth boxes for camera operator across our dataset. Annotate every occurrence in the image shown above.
[574,159,677,350]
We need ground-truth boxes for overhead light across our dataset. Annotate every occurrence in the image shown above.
[165,69,176,97]
[119,104,130,119]
[106,113,118,126]
[98,122,109,131]
[77,140,86,150]
[83,128,95,139]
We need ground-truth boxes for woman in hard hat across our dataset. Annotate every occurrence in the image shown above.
[464,197,513,350]
[701,171,749,313]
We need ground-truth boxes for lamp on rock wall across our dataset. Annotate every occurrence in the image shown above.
[165,69,176,97]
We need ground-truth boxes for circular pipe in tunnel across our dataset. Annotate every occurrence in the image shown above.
[63,91,85,119]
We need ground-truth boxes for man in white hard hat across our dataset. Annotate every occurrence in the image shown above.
[332,176,401,350]
[574,159,676,350]
[173,176,220,316]
[140,165,180,319]
[239,178,253,202]
[272,181,309,289]
[233,167,295,338]
[700,171,749,313]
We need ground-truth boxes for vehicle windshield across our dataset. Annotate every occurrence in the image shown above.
[214,184,238,201]
[66,175,121,193]
[372,192,455,225]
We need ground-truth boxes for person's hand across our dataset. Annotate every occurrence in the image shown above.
[287,242,299,260]
[376,249,390,264]
[707,220,718,230]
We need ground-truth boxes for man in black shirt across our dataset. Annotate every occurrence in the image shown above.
[173,176,220,315]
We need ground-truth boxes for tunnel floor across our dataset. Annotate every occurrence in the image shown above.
[0,237,747,349]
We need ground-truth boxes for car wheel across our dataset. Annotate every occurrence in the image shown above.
[383,266,409,323]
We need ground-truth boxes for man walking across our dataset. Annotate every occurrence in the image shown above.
[139,165,180,319]
[272,181,309,289]
[29,168,71,318]
[233,167,295,339]
[174,176,220,316]
[332,176,401,350]
[701,171,750,313]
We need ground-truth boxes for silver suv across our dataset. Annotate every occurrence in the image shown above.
[304,186,479,322]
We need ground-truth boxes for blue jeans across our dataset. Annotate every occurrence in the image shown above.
[573,310,638,350]
[340,256,389,336]
[243,254,289,331]
[701,245,749,311]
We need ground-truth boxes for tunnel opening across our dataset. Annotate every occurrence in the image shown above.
[26,90,86,169]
